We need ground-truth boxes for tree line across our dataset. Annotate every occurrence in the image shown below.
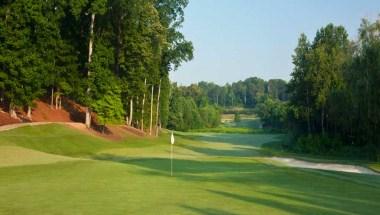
[174,78,288,108]
[286,18,380,160]
[168,77,289,131]
[0,0,193,134]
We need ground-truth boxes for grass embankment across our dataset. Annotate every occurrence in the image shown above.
[0,124,379,214]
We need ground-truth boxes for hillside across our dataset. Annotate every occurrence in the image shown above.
[0,98,85,125]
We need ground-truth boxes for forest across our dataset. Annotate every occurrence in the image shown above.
[168,78,288,131]
[1,1,379,160]
[285,19,380,160]
[0,0,193,133]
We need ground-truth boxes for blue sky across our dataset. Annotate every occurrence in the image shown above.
[170,0,380,85]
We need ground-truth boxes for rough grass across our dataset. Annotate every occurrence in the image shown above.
[369,163,380,173]
[0,124,379,214]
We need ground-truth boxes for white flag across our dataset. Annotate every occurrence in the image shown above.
[171,132,175,145]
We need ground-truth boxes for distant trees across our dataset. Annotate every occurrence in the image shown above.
[167,84,220,131]
[0,0,193,135]
[288,19,380,160]
[179,77,289,110]
[167,77,289,131]
[255,97,288,130]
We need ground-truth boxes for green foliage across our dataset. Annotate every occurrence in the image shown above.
[255,97,288,130]
[168,84,222,131]
[0,0,192,130]
[91,82,124,126]
[173,77,289,110]
[168,96,202,131]
[234,112,241,122]
[288,19,380,160]
[293,135,343,155]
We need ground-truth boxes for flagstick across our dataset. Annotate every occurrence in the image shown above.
[170,131,175,176]
[170,143,173,176]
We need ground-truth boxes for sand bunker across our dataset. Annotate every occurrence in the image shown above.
[269,157,379,175]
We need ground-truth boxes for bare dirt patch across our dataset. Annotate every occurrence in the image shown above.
[0,111,21,126]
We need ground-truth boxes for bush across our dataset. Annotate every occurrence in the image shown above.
[234,112,241,122]
[293,135,343,155]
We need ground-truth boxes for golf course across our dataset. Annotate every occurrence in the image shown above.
[0,119,379,215]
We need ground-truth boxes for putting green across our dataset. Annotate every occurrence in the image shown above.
[0,124,379,215]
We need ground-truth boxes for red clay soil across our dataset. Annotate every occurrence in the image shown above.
[0,98,152,141]
[30,100,74,122]
[31,99,88,123]
[121,125,147,137]
[0,111,21,126]
[0,98,86,126]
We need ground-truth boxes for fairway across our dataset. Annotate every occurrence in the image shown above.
[0,124,379,215]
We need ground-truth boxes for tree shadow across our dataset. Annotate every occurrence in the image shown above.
[187,133,284,148]
[61,98,86,123]
[206,190,354,215]
[181,205,239,215]
[92,154,380,214]
[257,190,378,214]
[93,155,265,176]
[180,144,261,157]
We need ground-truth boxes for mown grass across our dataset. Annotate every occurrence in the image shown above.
[0,124,379,214]
[192,118,269,134]
[0,124,123,157]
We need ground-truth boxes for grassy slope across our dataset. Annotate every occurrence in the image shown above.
[0,124,123,157]
[0,124,379,214]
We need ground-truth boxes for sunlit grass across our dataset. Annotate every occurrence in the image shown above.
[0,124,379,214]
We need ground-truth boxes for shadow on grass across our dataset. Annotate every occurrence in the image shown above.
[92,154,380,214]
[93,155,265,175]
[186,133,285,148]
[181,205,239,215]
[257,190,379,214]
[207,190,357,215]
[180,144,261,157]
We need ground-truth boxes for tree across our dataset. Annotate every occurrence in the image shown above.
[288,33,313,134]
[155,0,194,128]
[309,24,349,134]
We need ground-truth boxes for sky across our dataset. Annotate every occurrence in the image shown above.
[170,0,380,85]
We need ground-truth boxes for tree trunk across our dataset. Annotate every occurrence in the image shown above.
[55,94,59,110]
[59,97,62,110]
[85,13,96,129]
[155,80,161,137]
[141,79,146,131]
[50,87,54,108]
[306,89,311,135]
[321,106,325,135]
[27,106,32,120]
[9,103,17,119]
[149,85,154,136]
[129,98,133,126]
